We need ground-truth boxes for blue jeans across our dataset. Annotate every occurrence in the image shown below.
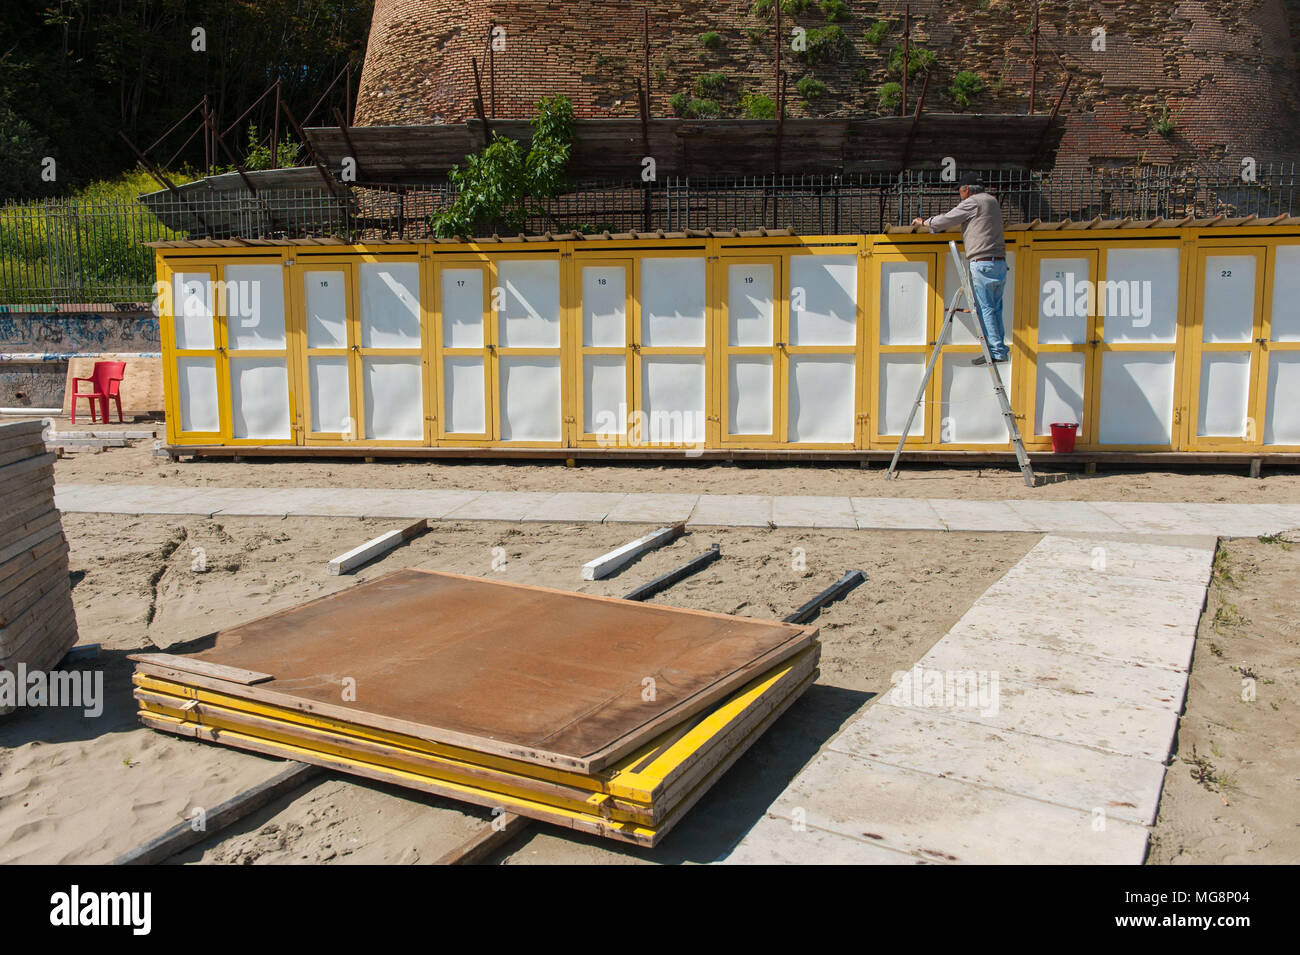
[969,259,1010,360]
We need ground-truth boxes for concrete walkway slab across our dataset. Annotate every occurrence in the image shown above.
[880,662,1181,761]
[521,491,627,523]
[1004,499,1127,534]
[929,499,1036,532]
[441,491,555,522]
[688,494,773,527]
[755,752,1150,865]
[355,489,484,519]
[913,631,1188,710]
[950,605,1198,673]
[829,705,1167,826]
[724,814,933,865]
[772,496,856,529]
[850,497,946,531]
[604,493,700,524]
[1025,534,1217,583]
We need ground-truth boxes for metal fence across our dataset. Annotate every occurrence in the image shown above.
[3,163,1296,305]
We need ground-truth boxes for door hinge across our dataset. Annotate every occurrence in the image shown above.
[1174,408,1183,425]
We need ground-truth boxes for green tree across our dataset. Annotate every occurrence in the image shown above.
[430,96,575,238]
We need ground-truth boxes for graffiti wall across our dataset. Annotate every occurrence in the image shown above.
[0,307,159,408]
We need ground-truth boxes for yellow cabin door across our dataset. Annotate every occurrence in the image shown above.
[1024,249,1099,450]
[1187,248,1267,450]
[351,256,426,445]
[164,263,226,445]
[870,251,939,447]
[936,248,1019,448]
[296,259,358,444]
[221,259,295,445]
[720,256,783,446]
[434,259,494,444]
[1089,244,1184,450]
[573,256,634,448]
[1260,241,1300,450]
[636,252,710,449]
[784,251,860,448]
[492,256,565,446]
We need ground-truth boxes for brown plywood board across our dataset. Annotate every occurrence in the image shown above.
[131,569,817,772]
[62,355,164,417]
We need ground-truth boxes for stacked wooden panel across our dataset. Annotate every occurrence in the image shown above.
[131,569,820,845]
[1,420,79,714]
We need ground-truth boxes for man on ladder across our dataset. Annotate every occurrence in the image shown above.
[912,172,1009,365]
[890,173,1035,487]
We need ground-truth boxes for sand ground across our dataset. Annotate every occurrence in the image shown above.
[1146,533,1300,864]
[43,422,1300,504]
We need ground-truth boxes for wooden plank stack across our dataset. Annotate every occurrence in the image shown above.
[131,569,820,845]
[0,420,79,714]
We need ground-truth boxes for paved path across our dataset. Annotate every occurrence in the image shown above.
[724,534,1215,865]
[53,484,1300,536]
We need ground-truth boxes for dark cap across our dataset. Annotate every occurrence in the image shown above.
[958,172,983,187]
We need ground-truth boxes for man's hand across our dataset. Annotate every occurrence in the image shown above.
[911,217,925,227]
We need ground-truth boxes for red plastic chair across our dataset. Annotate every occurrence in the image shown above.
[70,361,126,425]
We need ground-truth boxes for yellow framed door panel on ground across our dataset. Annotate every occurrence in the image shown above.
[349,253,427,446]
[162,260,226,445]
[1022,246,1100,451]
[1260,239,1300,451]
[433,255,494,444]
[491,253,566,447]
[635,248,711,450]
[571,253,635,450]
[1186,246,1267,451]
[1086,240,1186,452]
[935,242,1021,450]
[869,249,940,448]
[291,255,361,446]
[719,254,783,446]
[783,247,861,449]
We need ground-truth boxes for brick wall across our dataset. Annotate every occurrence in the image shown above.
[355,0,1300,173]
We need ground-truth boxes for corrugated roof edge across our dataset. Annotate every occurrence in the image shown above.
[145,216,1300,248]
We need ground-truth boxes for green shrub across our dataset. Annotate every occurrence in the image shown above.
[685,98,723,119]
[864,19,889,45]
[820,0,849,21]
[694,72,728,97]
[800,25,849,63]
[1154,107,1175,137]
[669,91,690,116]
[751,0,774,17]
[430,95,575,237]
[796,76,828,101]
[742,92,778,119]
[888,45,937,77]
[946,70,985,110]
[700,31,722,50]
[878,81,901,111]
[242,124,300,171]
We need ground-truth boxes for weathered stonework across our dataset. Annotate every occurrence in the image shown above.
[355,0,1300,172]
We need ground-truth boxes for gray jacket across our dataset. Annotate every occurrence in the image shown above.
[923,192,1006,259]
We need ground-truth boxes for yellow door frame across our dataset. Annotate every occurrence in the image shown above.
[570,250,635,450]
[868,246,941,448]
[159,259,224,446]
[1021,245,1100,450]
[490,251,567,447]
[717,252,785,447]
[289,254,361,446]
[1185,243,1268,451]
[430,251,495,445]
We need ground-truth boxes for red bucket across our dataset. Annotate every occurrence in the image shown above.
[1049,422,1079,453]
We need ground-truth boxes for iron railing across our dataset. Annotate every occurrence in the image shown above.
[3,163,1295,305]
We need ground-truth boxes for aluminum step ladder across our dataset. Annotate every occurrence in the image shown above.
[885,240,1036,488]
